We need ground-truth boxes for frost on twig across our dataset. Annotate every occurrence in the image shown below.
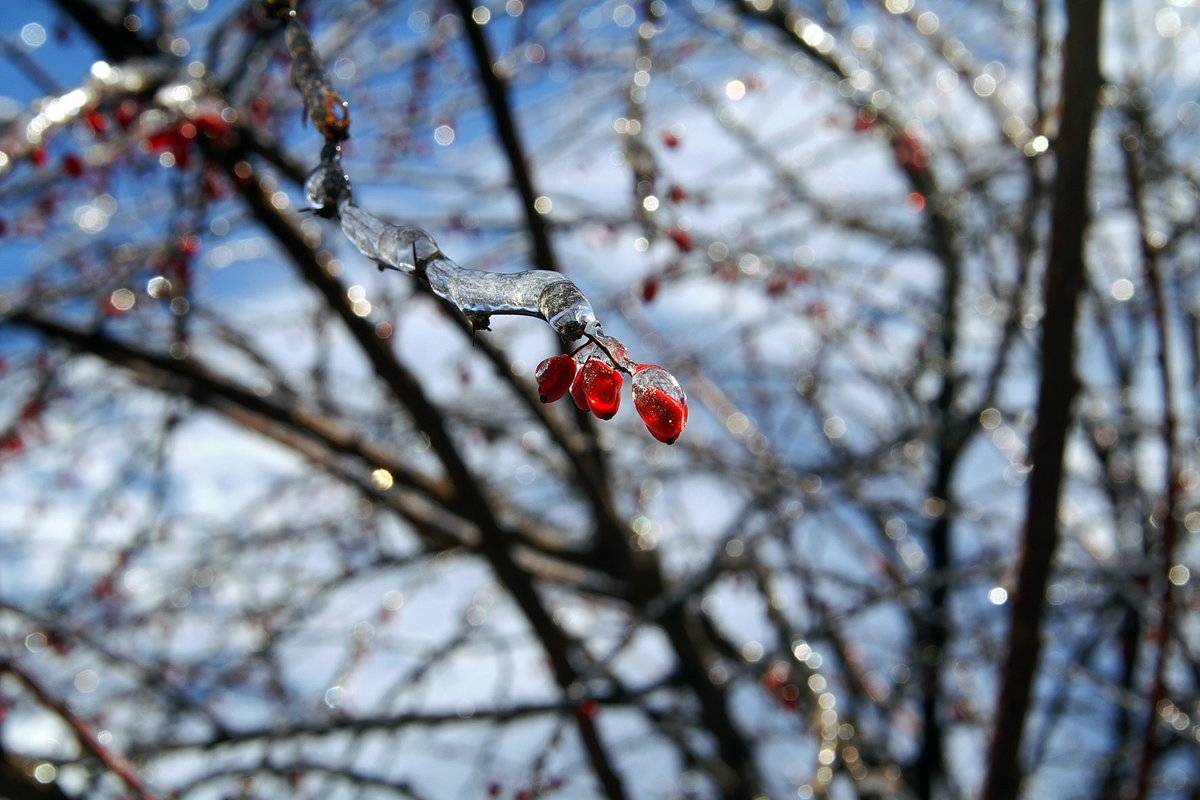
[273,2,688,441]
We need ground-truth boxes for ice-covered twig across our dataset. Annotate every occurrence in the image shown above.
[0,57,175,178]
[303,151,599,340]
[271,0,686,441]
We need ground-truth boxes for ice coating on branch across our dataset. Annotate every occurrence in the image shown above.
[342,204,439,273]
[304,158,351,215]
[632,365,688,444]
[304,155,599,339]
[284,16,350,139]
[590,333,633,372]
[425,258,597,338]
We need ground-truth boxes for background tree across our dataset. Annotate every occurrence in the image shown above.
[0,1,1198,799]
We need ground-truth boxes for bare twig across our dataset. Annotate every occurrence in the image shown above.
[450,0,559,273]
[1123,112,1184,800]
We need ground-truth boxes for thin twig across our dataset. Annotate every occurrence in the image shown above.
[1124,113,1183,800]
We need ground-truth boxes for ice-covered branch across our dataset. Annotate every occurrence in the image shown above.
[303,153,599,339]
[0,57,174,177]
[272,1,687,442]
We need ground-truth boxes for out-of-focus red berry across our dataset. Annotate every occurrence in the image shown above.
[115,99,138,129]
[577,698,599,720]
[641,276,660,303]
[667,228,694,253]
[62,154,84,177]
[85,110,109,135]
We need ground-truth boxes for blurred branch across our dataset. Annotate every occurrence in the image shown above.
[0,57,175,178]
[981,3,1104,799]
[51,0,158,62]
[171,761,433,800]
[451,0,559,273]
[130,696,638,756]
[0,657,161,800]
[0,753,73,800]
[1123,108,1183,800]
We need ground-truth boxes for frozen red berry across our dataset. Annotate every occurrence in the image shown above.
[577,358,622,419]
[632,365,688,444]
[534,354,576,403]
[569,371,590,411]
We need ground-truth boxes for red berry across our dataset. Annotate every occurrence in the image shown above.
[577,359,622,419]
[569,369,590,411]
[0,431,24,457]
[178,234,202,256]
[853,108,876,132]
[534,354,576,403]
[765,274,789,296]
[31,145,47,167]
[201,168,229,199]
[85,110,109,135]
[577,698,599,720]
[762,666,786,691]
[892,131,929,175]
[62,154,83,177]
[641,276,660,303]
[193,111,230,139]
[115,99,138,129]
[145,130,175,153]
[667,228,694,253]
[661,129,681,149]
[632,365,687,444]
[568,345,596,410]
